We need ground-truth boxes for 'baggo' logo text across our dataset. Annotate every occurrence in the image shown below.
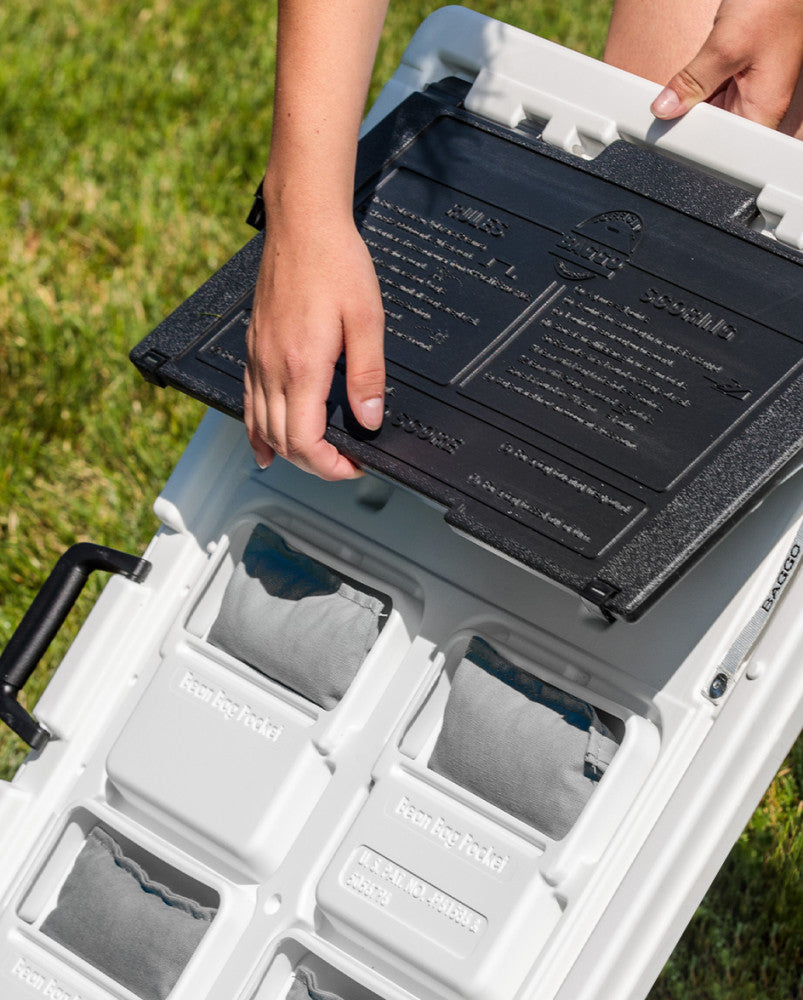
[552,210,643,280]
[762,543,801,612]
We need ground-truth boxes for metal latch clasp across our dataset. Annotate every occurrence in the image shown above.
[706,523,803,702]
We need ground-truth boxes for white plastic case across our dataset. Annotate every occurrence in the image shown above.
[1,10,801,1000]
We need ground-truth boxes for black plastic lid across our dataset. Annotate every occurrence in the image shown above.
[132,81,803,620]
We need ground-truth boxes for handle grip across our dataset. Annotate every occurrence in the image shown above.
[0,543,151,751]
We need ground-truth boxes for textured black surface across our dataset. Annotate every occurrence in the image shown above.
[132,82,803,620]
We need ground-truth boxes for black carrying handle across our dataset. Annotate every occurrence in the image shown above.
[0,543,152,751]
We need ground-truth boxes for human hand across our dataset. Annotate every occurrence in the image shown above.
[244,208,386,480]
[651,0,803,134]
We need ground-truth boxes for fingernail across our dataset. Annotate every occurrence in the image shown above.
[359,396,385,431]
[652,87,681,118]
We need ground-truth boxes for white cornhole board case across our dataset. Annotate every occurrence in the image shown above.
[1,9,801,1000]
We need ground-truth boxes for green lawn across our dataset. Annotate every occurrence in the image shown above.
[0,2,800,997]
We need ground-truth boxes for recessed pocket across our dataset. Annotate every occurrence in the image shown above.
[40,827,215,1000]
[429,637,620,839]
[288,966,381,1000]
[208,524,387,709]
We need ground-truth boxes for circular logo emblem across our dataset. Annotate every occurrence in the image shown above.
[552,210,643,280]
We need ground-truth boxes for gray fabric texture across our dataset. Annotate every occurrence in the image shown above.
[287,967,379,1000]
[41,827,215,1000]
[208,524,384,709]
[429,636,620,840]
[287,968,347,1000]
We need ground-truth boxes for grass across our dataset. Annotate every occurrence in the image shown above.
[0,2,800,996]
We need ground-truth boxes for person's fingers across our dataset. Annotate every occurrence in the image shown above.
[283,379,363,479]
[243,220,385,480]
[651,2,803,130]
[265,341,364,480]
[342,273,386,432]
[703,58,801,128]
[780,70,803,137]
[651,19,746,120]
[244,362,275,470]
[287,424,364,480]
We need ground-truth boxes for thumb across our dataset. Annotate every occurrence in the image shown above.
[343,298,387,432]
[651,23,744,119]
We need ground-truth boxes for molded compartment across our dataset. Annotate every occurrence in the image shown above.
[253,940,391,1000]
[315,629,659,999]
[10,810,218,1000]
[107,517,420,878]
[106,647,331,879]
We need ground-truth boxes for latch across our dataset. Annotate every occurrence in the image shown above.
[755,184,803,251]
[706,522,803,703]
[580,578,620,624]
